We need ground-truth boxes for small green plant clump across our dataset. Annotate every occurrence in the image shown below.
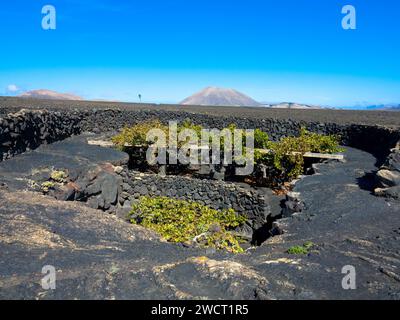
[40,170,68,193]
[129,196,247,253]
[41,181,55,193]
[287,241,315,255]
[50,170,67,183]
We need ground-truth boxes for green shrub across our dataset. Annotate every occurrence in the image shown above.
[40,170,67,193]
[178,119,203,139]
[219,125,269,150]
[129,196,247,253]
[256,128,344,181]
[254,128,270,149]
[303,241,314,249]
[287,241,315,255]
[41,181,55,193]
[112,120,270,151]
[112,121,343,185]
[178,121,243,151]
[111,120,169,149]
[287,245,308,255]
[50,170,67,183]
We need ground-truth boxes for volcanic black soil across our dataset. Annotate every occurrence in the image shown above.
[0,133,399,299]
[1,96,400,127]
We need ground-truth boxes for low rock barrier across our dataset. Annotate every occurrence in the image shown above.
[1,108,400,163]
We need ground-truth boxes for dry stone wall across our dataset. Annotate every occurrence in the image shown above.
[0,109,81,161]
[1,108,400,162]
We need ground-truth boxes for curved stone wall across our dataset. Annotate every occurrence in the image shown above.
[47,108,400,159]
[47,160,271,239]
[1,108,400,163]
[0,109,81,161]
[1,107,400,239]
[119,170,270,237]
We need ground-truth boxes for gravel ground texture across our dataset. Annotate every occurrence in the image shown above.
[1,96,400,128]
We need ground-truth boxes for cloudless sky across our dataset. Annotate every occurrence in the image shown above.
[0,0,399,107]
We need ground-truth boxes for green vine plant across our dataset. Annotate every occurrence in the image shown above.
[41,170,68,193]
[111,120,169,150]
[287,241,315,255]
[254,128,344,182]
[129,196,247,254]
[112,121,344,185]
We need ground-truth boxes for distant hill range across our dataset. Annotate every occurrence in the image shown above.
[180,87,261,107]
[19,89,83,101]
[365,104,400,111]
[261,102,322,109]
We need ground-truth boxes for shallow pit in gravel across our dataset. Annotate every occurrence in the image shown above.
[0,132,353,253]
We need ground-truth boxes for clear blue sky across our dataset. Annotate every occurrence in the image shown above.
[0,0,399,107]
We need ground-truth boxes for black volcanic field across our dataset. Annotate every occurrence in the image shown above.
[1,96,400,127]
[1,96,400,300]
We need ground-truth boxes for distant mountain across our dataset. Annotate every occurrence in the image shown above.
[19,89,83,101]
[365,104,400,111]
[262,102,323,109]
[340,103,400,110]
[180,87,261,107]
